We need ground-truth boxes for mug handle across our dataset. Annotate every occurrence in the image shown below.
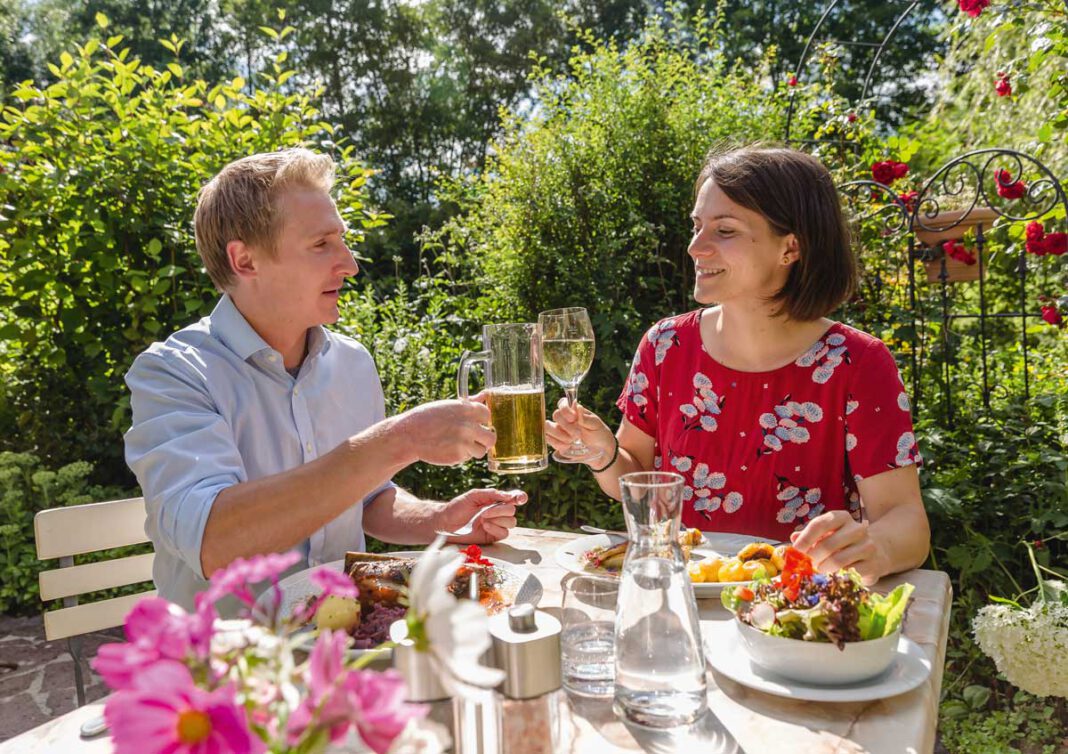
[457,349,490,399]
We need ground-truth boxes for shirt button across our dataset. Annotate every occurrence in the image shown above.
[268,354,277,362]
[305,441,313,452]
[293,387,300,395]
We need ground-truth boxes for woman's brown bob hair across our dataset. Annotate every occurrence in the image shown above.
[695,146,856,321]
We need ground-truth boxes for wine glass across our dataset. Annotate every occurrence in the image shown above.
[539,307,603,464]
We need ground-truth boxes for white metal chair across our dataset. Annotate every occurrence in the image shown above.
[33,497,156,705]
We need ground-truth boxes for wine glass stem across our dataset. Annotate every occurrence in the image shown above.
[564,386,587,452]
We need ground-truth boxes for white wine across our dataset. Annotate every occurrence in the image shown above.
[487,385,547,474]
[542,338,595,387]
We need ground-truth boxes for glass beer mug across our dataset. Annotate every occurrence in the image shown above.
[457,323,548,474]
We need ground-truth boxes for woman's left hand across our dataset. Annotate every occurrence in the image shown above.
[790,510,888,586]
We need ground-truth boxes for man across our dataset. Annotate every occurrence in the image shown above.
[124,148,523,610]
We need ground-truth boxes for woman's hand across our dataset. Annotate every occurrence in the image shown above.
[790,510,888,586]
[544,399,616,466]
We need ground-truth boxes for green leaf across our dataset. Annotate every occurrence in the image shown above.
[95,12,109,29]
[146,238,163,258]
[962,684,991,710]
[259,26,280,39]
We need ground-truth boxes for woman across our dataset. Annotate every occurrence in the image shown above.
[546,146,930,584]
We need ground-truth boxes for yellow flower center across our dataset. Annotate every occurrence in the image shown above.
[175,709,212,745]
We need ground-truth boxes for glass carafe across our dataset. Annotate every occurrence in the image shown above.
[613,472,707,728]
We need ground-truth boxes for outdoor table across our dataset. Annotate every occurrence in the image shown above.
[0,526,951,754]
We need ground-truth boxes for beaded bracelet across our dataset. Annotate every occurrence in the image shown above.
[588,435,620,474]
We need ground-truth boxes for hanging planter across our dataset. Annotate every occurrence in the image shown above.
[914,207,997,284]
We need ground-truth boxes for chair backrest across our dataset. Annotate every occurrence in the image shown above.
[34,497,156,642]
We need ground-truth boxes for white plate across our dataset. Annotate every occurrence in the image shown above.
[263,551,542,656]
[703,620,932,702]
[554,532,774,598]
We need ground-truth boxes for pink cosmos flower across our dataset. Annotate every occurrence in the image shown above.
[286,629,354,745]
[93,597,215,690]
[203,551,302,608]
[347,668,426,754]
[104,661,264,754]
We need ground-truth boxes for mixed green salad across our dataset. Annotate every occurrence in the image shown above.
[721,546,914,649]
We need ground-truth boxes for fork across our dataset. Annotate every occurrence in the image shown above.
[435,501,509,538]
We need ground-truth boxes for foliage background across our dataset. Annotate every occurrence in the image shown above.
[1,0,1066,750]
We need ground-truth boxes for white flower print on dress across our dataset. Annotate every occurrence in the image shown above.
[894,432,922,467]
[897,392,911,412]
[774,475,824,528]
[680,372,724,433]
[690,467,743,518]
[756,396,823,457]
[845,432,857,451]
[625,370,650,418]
[646,319,679,366]
[795,331,850,384]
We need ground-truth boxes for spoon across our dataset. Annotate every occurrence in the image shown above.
[80,714,108,740]
[436,501,509,538]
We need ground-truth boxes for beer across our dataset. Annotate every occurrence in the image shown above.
[542,338,595,387]
[487,385,548,474]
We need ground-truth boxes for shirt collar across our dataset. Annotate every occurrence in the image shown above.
[210,294,331,362]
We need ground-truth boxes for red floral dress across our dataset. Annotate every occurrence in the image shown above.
[616,310,922,540]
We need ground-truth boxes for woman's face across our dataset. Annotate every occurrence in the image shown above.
[687,177,798,307]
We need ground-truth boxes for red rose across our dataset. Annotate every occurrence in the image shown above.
[995,77,1011,97]
[847,112,858,123]
[892,161,909,180]
[1043,232,1067,256]
[871,161,896,184]
[1025,221,1045,242]
[958,0,990,16]
[898,190,918,212]
[942,240,976,265]
[788,75,798,87]
[995,169,1026,200]
[1040,305,1063,326]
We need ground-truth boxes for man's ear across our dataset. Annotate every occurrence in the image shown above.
[226,240,257,283]
[781,235,801,266]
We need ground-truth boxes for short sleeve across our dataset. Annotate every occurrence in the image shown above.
[616,325,662,437]
[124,352,247,578]
[844,339,923,481]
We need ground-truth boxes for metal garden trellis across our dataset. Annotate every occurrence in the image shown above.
[840,149,1068,426]
[781,1,1068,425]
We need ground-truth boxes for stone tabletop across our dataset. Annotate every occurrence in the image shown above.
[0,526,951,754]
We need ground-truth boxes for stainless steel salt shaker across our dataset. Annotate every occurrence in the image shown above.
[489,604,563,754]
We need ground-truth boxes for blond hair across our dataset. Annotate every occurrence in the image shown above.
[194,148,336,290]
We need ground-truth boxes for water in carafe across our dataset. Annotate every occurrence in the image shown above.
[613,472,707,728]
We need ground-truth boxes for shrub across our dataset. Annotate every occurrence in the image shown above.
[0,451,136,614]
[0,20,385,484]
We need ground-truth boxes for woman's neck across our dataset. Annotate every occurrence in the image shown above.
[701,304,831,373]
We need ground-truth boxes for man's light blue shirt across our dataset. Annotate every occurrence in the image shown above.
[124,294,393,611]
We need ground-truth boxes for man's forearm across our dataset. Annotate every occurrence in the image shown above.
[362,486,447,545]
[199,416,415,576]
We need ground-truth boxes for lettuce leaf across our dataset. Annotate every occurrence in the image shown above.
[858,583,914,640]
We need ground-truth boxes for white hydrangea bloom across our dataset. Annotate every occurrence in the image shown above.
[972,601,1068,698]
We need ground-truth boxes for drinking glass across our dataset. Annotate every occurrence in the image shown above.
[614,472,707,728]
[458,323,548,474]
[560,575,618,697]
[538,307,602,465]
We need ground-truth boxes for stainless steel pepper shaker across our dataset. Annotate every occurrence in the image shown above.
[390,619,455,750]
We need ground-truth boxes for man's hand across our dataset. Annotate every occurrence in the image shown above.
[791,510,888,586]
[438,488,527,544]
[397,399,497,467]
